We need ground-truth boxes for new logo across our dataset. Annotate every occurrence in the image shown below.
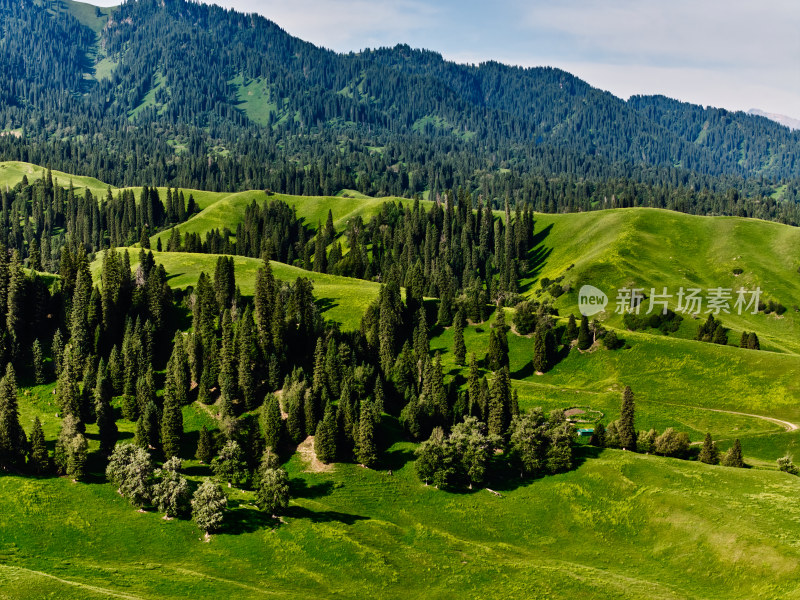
[578,285,608,316]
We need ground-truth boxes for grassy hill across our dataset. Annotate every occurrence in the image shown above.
[90,250,380,331]
[2,445,800,599]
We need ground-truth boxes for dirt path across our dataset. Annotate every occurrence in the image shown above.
[297,436,334,473]
[659,402,799,432]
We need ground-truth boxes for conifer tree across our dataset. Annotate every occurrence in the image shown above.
[54,415,81,475]
[453,310,466,366]
[0,363,26,468]
[66,434,88,481]
[259,392,283,449]
[32,339,46,384]
[161,336,187,459]
[315,404,337,464]
[577,315,592,350]
[698,432,719,465]
[135,401,160,450]
[747,332,760,350]
[588,422,606,447]
[211,440,248,487]
[563,313,578,344]
[355,400,378,468]
[618,385,636,451]
[196,426,215,463]
[94,359,118,456]
[192,479,227,534]
[532,329,548,373]
[488,366,511,436]
[721,439,745,468]
[28,417,50,475]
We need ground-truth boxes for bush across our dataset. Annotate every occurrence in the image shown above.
[654,428,690,458]
[777,456,799,475]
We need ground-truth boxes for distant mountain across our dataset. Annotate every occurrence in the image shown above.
[0,0,798,194]
[747,109,800,131]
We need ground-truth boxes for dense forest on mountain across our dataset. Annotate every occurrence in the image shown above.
[0,0,798,223]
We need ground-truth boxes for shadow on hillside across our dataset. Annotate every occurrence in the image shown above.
[519,223,554,292]
[224,502,279,534]
[316,297,339,318]
[290,478,335,499]
[284,505,369,525]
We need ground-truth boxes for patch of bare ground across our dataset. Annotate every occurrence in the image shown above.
[297,436,334,473]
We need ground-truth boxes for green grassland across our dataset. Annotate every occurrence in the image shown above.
[6,162,800,598]
[89,249,381,331]
[2,445,800,599]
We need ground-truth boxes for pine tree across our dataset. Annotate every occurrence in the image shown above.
[261,394,284,452]
[698,432,719,465]
[66,434,88,481]
[161,337,187,459]
[196,426,215,463]
[618,386,636,451]
[747,332,760,350]
[721,439,745,468]
[94,359,118,456]
[211,440,248,487]
[561,313,578,346]
[315,404,337,464]
[355,401,378,468]
[577,315,592,350]
[27,417,50,474]
[135,401,160,450]
[532,329,548,373]
[453,310,466,366]
[192,479,228,534]
[0,363,27,468]
[588,422,606,447]
[32,339,46,384]
[487,367,511,436]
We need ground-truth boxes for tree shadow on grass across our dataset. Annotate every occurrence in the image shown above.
[284,505,369,525]
[289,478,335,499]
[315,297,339,318]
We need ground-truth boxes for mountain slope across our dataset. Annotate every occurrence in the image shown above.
[1,0,799,195]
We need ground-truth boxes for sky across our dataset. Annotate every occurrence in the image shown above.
[92,0,800,119]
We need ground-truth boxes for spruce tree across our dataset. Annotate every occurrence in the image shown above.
[211,440,248,487]
[577,315,592,350]
[532,329,548,373]
[453,311,466,367]
[94,359,118,456]
[315,404,337,464]
[721,439,745,468]
[355,401,378,468]
[618,386,636,451]
[588,422,606,447]
[261,394,284,452]
[196,426,215,463]
[135,401,160,450]
[27,417,50,475]
[161,337,187,459]
[66,434,88,481]
[698,432,719,465]
[563,314,578,344]
[747,332,760,350]
[32,339,46,384]
[0,363,27,468]
[487,367,511,436]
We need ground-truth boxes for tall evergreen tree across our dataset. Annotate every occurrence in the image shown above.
[618,385,636,451]
[721,439,745,468]
[261,394,284,452]
[698,432,719,465]
[577,315,592,350]
[532,329,548,373]
[94,359,118,456]
[315,404,337,464]
[196,426,215,463]
[0,363,26,468]
[28,416,50,475]
[355,400,378,468]
[255,448,290,514]
[453,310,466,366]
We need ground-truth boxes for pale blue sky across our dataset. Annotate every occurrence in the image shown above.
[92,0,800,119]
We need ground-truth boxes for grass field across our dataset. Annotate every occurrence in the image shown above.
[6,162,800,598]
[2,444,800,599]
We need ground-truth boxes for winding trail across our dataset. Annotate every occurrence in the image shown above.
[659,402,799,432]
[0,564,148,600]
